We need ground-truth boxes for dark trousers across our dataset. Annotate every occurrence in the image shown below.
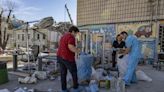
[112,52,117,67]
[57,57,78,90]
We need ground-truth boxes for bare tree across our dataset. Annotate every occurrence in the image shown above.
[6,0,16,23]
[0,8,4,49]
[0,0,16,52]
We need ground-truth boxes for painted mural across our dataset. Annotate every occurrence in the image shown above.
[136,25,152,38]
[90,24,116,56]
[79,23,157,61]
[140,40,156,59]
[117,23,156,38]
[80,24,116,56]
[90,25,116,42]
[160,20,164,24]
[117,22,157,60]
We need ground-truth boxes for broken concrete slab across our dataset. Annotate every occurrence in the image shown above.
[0,89,10,92]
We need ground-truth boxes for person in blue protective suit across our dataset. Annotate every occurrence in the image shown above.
[119,31,142,86]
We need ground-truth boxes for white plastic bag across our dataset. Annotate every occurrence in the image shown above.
[67,71,72,88]
[117,54,129,78]
[66,71,72,81]
[91,67,97,80]
[136,70,152,82]
[32,71,47,80]
[117,54,152,82]
[91,67,96,75]
[91,67,108,81]
[18,76,37,84]
[14,88,26,92]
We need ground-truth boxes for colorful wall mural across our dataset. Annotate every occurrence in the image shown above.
[79,24,116,56]
[79,23,158,61]
[160,20,164,24]
[117,22,157,38]
[90,25,116,56]
[116,22,157,59]
[140,40,156,59]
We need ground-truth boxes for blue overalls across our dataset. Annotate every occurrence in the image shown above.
[123,35,141,85]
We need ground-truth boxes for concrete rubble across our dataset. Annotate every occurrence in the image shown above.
[18,71,47,84]
[0,89,10,92]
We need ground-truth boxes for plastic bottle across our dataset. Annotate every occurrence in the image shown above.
[110,77,117,92]
[23,87,28,92]
[116,79,121,92]
[105,80,110,89]
[89,80,99,92]
[116,78,125,92]
[47,88,53,92]
[120,79,125,92]
[85,86,91,92]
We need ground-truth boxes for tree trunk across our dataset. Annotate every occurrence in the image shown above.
[1,27,9,51]
[0,9,12,53]
[0,10,3,47]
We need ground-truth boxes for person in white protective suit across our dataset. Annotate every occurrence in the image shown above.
[119,31,142,86]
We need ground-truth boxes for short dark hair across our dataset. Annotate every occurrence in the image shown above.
[116,34,120,40]
[69,26,79,33]
[117,34,120,37]
[120,31,128,35]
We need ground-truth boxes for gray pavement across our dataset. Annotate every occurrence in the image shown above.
[0,65,164,92]
[126,65,164,92]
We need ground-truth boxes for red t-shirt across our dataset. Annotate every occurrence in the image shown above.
[57,32,76,62]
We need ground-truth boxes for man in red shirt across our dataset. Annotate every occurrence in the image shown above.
[57,26,80,92]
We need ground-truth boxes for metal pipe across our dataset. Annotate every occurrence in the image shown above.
[65,4,73,25]
[102,30,105,65]
[90,32,93,54]
[85,30,88,53]
[155,0,160,63]
[96,33,98,56]
[26,22,30,73]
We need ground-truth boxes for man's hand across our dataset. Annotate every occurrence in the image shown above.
[118,48,125,54]
[77,48,81,54]
[68,44,81,53]
[118,48,130,55]
[123,48,130,55]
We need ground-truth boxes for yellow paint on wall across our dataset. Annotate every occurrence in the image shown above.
[92,33,103,42]
[116,23,157,59]
[116,23,157,38]
[152,23,157,38]
[160,20,164,24]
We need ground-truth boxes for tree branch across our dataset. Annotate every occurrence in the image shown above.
[0,0,16,51]
[4,27,7,43]
[0,9,3,47]
[6,10,12,23]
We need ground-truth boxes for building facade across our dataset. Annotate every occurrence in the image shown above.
[77,0,164,61]
[9,29,48,51]
[77,0,164,26]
